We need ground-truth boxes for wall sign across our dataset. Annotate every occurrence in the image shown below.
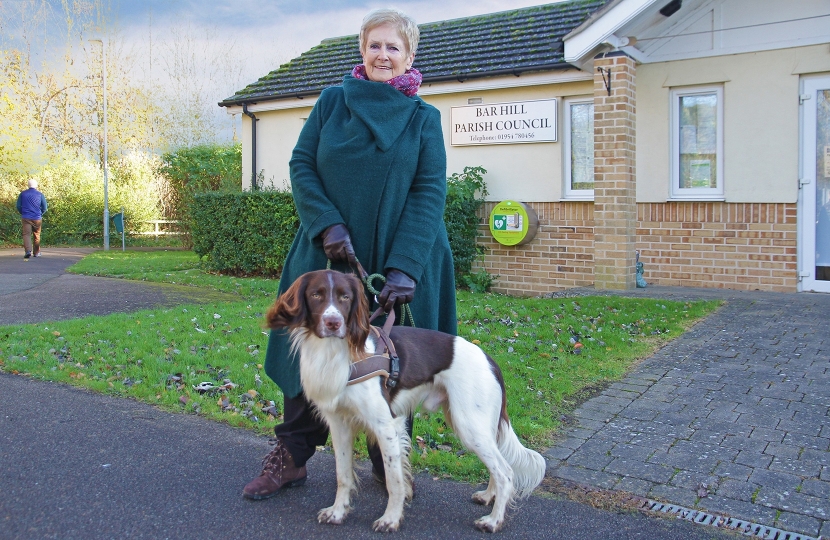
[451,99,557,146]
[489,200,539,246]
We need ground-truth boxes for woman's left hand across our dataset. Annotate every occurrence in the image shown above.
[378,269,415,312]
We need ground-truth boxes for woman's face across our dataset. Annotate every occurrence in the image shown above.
[360,24,414,83]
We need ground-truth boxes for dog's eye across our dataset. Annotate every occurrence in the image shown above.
[340,294,350,301]
[310,293,322,299]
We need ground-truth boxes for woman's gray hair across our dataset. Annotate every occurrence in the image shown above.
[28,178,38,189]
[359,8,419,56]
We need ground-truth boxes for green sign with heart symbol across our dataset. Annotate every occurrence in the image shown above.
[488,200,538,246]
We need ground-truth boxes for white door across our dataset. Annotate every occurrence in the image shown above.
[799,75,830,293]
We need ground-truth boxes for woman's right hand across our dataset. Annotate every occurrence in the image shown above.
[321,224,357,265]
[377,269,416,312]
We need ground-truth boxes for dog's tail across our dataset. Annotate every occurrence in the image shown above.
[497,421,546,499]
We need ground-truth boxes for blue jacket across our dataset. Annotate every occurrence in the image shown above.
[16,188,48,220]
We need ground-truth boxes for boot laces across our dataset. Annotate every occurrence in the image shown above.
[261,442,287,477]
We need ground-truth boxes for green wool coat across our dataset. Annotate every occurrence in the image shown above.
[265,75,458,399]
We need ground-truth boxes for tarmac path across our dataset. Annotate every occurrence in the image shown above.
[0,248,236,325]
[1,248,818,539]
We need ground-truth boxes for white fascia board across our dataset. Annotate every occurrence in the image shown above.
[223,70,593,115]
[224,98,319,115]
[619,44,650,63]
[564,0,658,63]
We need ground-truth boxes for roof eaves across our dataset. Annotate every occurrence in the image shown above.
[218,61,576,108]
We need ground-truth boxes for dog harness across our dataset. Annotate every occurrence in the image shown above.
[347,308,400,388]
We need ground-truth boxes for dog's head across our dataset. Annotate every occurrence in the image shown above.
[266,270,370,359]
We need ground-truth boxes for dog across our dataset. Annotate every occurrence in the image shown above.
[266,269,546,533]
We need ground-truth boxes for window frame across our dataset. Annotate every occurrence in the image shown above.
[563,96,595,201]
[669,85,725,201]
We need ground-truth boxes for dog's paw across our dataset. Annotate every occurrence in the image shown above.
[471,490,494,506]
[474,515,503,533]
[318,506,347,525]
[372,515,402,533]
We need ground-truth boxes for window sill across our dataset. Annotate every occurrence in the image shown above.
[667,196,725,202]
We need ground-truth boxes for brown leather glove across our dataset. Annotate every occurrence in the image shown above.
[377,269,415,313]
[321,224,357,265]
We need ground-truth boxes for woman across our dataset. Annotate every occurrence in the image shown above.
[243,8,457,500]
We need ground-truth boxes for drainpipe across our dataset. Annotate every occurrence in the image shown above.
[242,103,258,190]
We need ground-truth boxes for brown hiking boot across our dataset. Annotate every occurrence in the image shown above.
[242,440,307,500]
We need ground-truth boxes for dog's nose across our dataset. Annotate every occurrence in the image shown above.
[324,316,342,332]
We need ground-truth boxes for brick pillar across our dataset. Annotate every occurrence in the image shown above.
[593,53,636,290]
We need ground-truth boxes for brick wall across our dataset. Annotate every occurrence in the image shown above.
[476,201,595,296]
[593,54,637,290]
[475,201,798,295]
[637,202,798,292]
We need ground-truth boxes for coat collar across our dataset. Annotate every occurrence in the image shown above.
[342,76,420,152]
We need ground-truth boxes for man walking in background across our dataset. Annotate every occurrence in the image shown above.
[16,178,48,260]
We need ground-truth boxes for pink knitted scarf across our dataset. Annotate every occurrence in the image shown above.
[351,64,422,97]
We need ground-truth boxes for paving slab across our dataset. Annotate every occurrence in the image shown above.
[545,285,830,538]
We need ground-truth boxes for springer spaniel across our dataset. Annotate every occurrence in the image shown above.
[266,269,546,533]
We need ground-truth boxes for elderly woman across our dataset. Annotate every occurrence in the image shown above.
[243,8,457,500]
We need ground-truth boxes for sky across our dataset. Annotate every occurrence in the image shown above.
[108,0,563,141]
[2,0,564,144]
[115,0,557,96]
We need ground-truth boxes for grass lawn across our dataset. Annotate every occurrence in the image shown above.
[0,250,720,482]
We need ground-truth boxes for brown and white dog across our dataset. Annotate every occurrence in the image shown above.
[266,269,546,533]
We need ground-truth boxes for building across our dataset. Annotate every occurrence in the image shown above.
[219,0,830,294]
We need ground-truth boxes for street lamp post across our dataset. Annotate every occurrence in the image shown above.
[90,38,109,250]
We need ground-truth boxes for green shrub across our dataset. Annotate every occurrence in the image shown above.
[191,167,490,282]
[157,143,242,244]
[0,178,21,245]
[460,269,496,293]
[191,190,298,276]
[0,152,167,246]
[108,152,165,231]
[38,159,104,242]
[445,166,489,282]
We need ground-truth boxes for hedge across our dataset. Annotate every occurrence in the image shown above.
[157,144,243,246]
[191,190,299,276]
[192,168,488,281]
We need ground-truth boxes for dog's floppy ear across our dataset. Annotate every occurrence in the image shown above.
[266,273,310,330]
[346,273,371,359]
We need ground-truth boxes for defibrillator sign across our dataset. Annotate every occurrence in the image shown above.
[489,200,538,246]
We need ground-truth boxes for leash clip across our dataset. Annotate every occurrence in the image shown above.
[387,355,400,388]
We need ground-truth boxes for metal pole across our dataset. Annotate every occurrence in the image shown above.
[102,39,109,250]
[121,206,125,252]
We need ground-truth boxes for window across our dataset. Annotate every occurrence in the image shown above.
[670,85,724,200]
[563,98,594,200]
